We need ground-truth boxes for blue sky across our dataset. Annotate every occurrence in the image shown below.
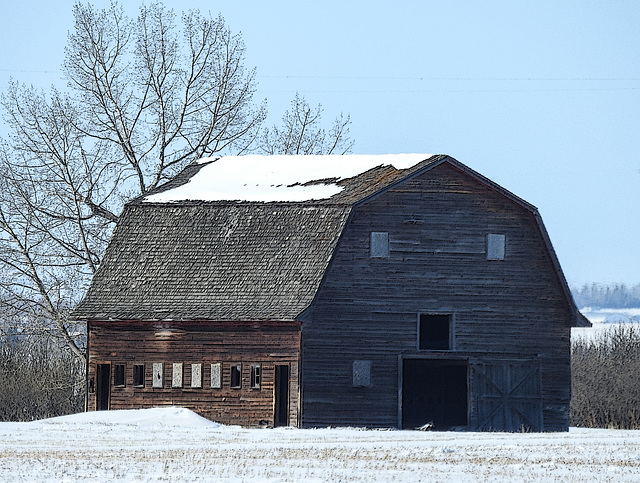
[1,1,639,287]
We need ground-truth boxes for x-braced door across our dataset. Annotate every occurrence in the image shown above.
[470,361,542,432]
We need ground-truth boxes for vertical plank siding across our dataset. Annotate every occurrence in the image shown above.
[302,163,573,430]
[88,321,300,427]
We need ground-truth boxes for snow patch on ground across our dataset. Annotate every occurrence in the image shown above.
[34,406,221,428]
[2,407,640,482]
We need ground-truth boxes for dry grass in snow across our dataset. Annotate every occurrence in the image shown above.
[1,408,640,482]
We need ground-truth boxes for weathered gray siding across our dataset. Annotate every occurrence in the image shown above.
[301,162,572,430]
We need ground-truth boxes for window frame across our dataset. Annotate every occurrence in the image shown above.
[152,362,164,388]
[114,363,126,387]
[418,313,454,351]
[133,363,145,388]
[230,364,242,389]
[191,363,202,388]
[370,231,390,258]
[352,360,372,387]
[487,233,506,260]
[172,362,183,388]
[210,363,222,389]
[250,365,261,389]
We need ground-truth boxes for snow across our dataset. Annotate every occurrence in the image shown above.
[578,307,640,324]
[572,307,640,340]
[144,154,434,203]
[2,408,640,482]
[37,406,220,428]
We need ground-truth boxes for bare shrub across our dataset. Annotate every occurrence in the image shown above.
[0,333,84,421]
[571,323,640,428]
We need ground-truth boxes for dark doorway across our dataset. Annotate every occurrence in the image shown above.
[96,363,111,411]
[402,359,467,430]
[274,365,289,427]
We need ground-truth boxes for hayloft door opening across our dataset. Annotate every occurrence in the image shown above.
[274,365,289,427]
[96,363,110,411]
[402,359,468,430]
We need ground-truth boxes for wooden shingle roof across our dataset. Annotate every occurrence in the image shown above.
[73,154,441,321]
[73,203,352,321]
[73,153,588,327]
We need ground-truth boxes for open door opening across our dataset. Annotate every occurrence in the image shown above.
[96,363,110,411]
[274,365,289,427]
[402,359,467,430]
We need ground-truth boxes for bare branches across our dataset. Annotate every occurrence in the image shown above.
[572,324,640,428]
[258,93,354,155]
[62,2,267,194]
[0,333,85,421]
[0,2,271,363]
[0,1,354,368]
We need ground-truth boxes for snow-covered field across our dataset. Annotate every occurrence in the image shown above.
[572,307,640,340]
[578,307,640,325]
[3,309,638,482]
[2,408,640,482]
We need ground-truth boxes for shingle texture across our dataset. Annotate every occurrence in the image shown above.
[73,155,442,321]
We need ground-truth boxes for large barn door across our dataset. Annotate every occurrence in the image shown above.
[401,359,468,430]
[470,361,542,432]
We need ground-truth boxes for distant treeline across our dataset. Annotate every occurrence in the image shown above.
[571,283,640,309]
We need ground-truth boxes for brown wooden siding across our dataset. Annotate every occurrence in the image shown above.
[88,320,300,427]
[301,162,573,430]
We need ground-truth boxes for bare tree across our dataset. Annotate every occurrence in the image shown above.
[0,1,268,362]
[0,2,354,370]
[259,93,354,155]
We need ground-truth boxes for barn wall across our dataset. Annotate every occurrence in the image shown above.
[88,321,300,427]
[301,162,573,430]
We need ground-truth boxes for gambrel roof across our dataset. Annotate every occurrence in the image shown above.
[73,154,439,321]
[72,154,589,326]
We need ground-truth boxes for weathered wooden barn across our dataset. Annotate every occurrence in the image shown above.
[72,154,589,431]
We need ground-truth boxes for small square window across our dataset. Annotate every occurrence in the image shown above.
[353,360,371,387]
[211,363,222,389]
[230,364,242,389]
[370,232,389,258]
[419,314,452,350]
[250,365,261,389]
[114,364,125,387]
[191,364,202,388]
[487,233,506,260]
[133,364,145,387]
[152,363,164,388]
[172,363,183,388]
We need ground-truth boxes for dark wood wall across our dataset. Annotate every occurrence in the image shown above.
[88,320,300,427]
[301,162,573,430]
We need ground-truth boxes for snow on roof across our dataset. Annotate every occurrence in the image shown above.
[144,154,433,203]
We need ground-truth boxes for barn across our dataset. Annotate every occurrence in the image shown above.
[72,154,589,431]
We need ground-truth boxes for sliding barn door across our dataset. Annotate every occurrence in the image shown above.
[470,361,542,432]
